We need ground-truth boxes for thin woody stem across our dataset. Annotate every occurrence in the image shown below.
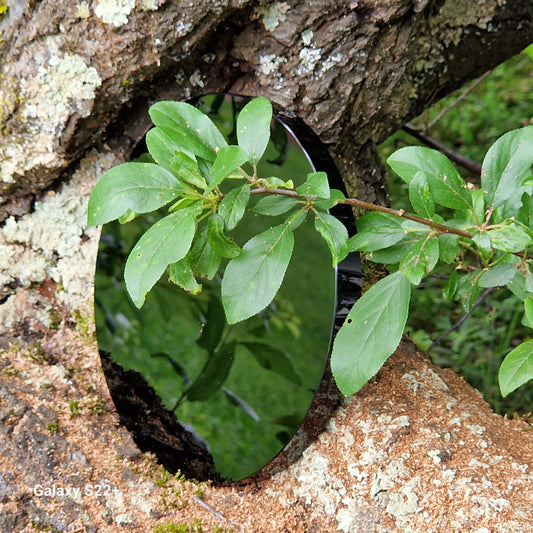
[250,187,473,239]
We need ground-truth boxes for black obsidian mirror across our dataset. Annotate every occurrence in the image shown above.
[95,94,360,481]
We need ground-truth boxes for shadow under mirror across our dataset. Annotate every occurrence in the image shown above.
[95,94,361,481]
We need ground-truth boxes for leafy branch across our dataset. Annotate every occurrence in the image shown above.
[87,97,533,400]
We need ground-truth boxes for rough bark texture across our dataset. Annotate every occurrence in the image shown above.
[1,0,532,219]
[1,0,533,531]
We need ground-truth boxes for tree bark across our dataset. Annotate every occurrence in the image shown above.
[1,0,532,217]
[1,1,533,531]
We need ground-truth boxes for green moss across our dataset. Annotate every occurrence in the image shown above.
[153,519,205,533]
[46,422,60,435]
[87,396,108,415]
[69,400,81,418]
[72,309,94,341]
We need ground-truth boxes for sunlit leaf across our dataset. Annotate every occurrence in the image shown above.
[387,146,472,211]
[488,223,533,253]
[237,97,272,165]
[222,223,294,324]
[508,265,533,301]
[409,170,434,218]
[314,188,346,210]
[522,297,533,328]
[478,263,517,288]
[472,230,492,254]
[313,210,349,266]
[87,162,181,226]
[262,176,294,189]
[438,233,459,263]
[169,256,202,294]
[481,126,533,218]
[170,151,207,189]
[499,339,533,397]
[348,212,406,252]
[331,271,411,395]
[149,100,227,162]
[443,269,458,299]
[146,127,184,171]
[207,145,249,192]
[296,171,330,198]
[456,270,484,312]
[189,229,221,280]
[124,209,197,307]
[207,213,241,258]
[218,185,251,230]
[253,195,302,216]
[399,233,439,285]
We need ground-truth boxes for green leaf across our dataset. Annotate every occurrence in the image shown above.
[366,234,422,264]
[169,256,202,294]
[146,127,183,171]
[472,230,492,254]
[207,213,241,258]
[118,209,138,224]
[184,341,236,402]
[170,151,207,189]
[508,265,533,301]
[438,233,459,263]
[296,172,330,198]
[262,176,294,189]
[313,210,349,266]
[409,171,434,218]
[488,223,533,253]
[470,188,486,225]
[522,297,533,328]
[331,271,411,395]
[348,212,406,252]
[314,188,346,210]
[168,197,203,213]
[478,263,518,288]
[499,339,533,397]
[456,271,484,312]
[443,269,458,300]
[387,146,472,211]
[239,341,302,385]
[149,100,227,162]
[221,223,294,324]
[237,97,272,165]
[207,145,249,192]
[517,193,533,230]
[124,209,197,307]
[197,294,226,353]
[253,195,302,216]
[399,233,439,285]
[189,229,221,279]
[218,185,251,230]
[87,162,181,226]
[481,126,533,218]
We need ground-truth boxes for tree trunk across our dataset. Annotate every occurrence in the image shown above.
[1,1,533,531]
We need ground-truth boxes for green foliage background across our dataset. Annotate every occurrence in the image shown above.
[379,46,533,416]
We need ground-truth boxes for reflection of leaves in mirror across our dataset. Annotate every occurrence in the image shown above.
[93,96,335,479]
[94,218,331,479]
